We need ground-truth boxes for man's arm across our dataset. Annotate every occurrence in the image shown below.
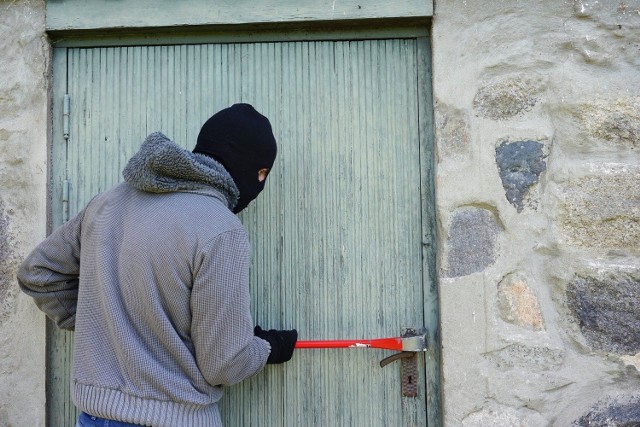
[191,228,270,386]
[16,211,83,330]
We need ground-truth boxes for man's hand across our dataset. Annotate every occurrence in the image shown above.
[254,326,298,364]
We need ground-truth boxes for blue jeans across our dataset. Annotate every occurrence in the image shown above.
[76,412,147,427]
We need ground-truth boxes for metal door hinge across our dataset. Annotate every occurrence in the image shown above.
[63,94,70,141]
[62,94,70,223]
[62,179,69,223]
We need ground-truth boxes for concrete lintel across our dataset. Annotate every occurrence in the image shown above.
[46,0,433,32]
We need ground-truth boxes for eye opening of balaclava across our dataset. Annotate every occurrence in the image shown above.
[193,103,277,213]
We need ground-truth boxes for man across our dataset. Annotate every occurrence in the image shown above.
[17,103,297,427]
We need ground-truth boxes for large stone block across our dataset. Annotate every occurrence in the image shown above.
[566,271,640,355]
[435,102,471,159]
[559,166,640,249]
[495,140,547,213]
[497,274,545,331]
[445,207,502,277]
[473,76,543,121]
[551,96,639,153]
[574,394,640,427]
[575,97,640,148]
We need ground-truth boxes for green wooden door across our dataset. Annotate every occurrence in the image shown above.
[50,36,438,426]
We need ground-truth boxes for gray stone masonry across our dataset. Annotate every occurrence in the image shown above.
[495,140,547,213]
[445,206,502,278]
[435,0,640,425]
[2,0,640,426]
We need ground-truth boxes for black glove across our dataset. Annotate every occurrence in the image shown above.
[254,326,298,364]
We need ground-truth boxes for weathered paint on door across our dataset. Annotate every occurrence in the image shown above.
[51,38,437,426]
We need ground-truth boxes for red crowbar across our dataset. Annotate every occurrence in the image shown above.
[295,330,427,352]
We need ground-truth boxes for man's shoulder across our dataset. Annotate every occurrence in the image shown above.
[160,189,244,235]
[92,183,242,231]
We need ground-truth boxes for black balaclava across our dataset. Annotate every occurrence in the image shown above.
[193,104,277,213]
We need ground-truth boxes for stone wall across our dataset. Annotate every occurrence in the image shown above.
[1,0,639,426]
[433,0,640,425]
[0,1,48,426]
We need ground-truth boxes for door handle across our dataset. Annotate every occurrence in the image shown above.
[378,328,425,398]
[379,351,415,367]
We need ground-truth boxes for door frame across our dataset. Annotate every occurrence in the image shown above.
[48,24,440,427]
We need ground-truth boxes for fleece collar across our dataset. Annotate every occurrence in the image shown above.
[122,132,239,210]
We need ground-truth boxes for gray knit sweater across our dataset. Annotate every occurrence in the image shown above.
[17,132,270,426]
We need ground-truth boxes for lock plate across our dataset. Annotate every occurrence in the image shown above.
[401,353,418,397]
[401,329,419,398]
